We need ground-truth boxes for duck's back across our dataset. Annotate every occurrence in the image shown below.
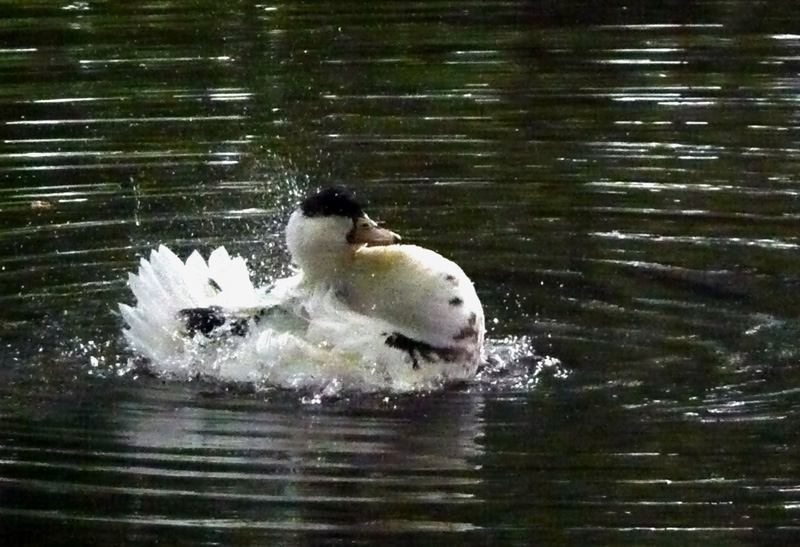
[345,244,484,354]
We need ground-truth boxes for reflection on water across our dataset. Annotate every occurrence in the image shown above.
[2,383,488,543]
[3,0,800,545]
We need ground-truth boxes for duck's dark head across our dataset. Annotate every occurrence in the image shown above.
[300,187,364,219]
[286,187,401,275]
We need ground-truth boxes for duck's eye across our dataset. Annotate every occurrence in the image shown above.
[360,222,370,229]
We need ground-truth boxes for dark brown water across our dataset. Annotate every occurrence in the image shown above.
[3,1,800,545]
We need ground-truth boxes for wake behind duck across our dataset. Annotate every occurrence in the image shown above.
[119,187,485,393]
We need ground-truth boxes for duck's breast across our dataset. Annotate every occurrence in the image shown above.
[346,245,484,351]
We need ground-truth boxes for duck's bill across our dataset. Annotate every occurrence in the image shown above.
[348,215,402,246]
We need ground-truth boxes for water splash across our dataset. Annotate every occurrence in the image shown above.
[68,331,565,401]
[476,335,567,392]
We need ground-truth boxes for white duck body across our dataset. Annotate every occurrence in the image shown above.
[120,188,485,392]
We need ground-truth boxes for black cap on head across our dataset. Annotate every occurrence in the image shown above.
[301,187,364,220]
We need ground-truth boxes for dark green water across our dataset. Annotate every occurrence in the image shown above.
[3,1,800,545]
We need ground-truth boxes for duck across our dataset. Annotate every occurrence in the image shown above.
[119,187,485,392]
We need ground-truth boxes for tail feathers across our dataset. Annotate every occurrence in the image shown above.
[184,250,215,301]
[120,245,263,363]
[119,302,184,363]
[128,269,176,328]
[207,247,259,307]
[148,245,202,308]
[127,245,260,309]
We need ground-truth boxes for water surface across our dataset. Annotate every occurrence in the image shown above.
[3,1,800,545]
